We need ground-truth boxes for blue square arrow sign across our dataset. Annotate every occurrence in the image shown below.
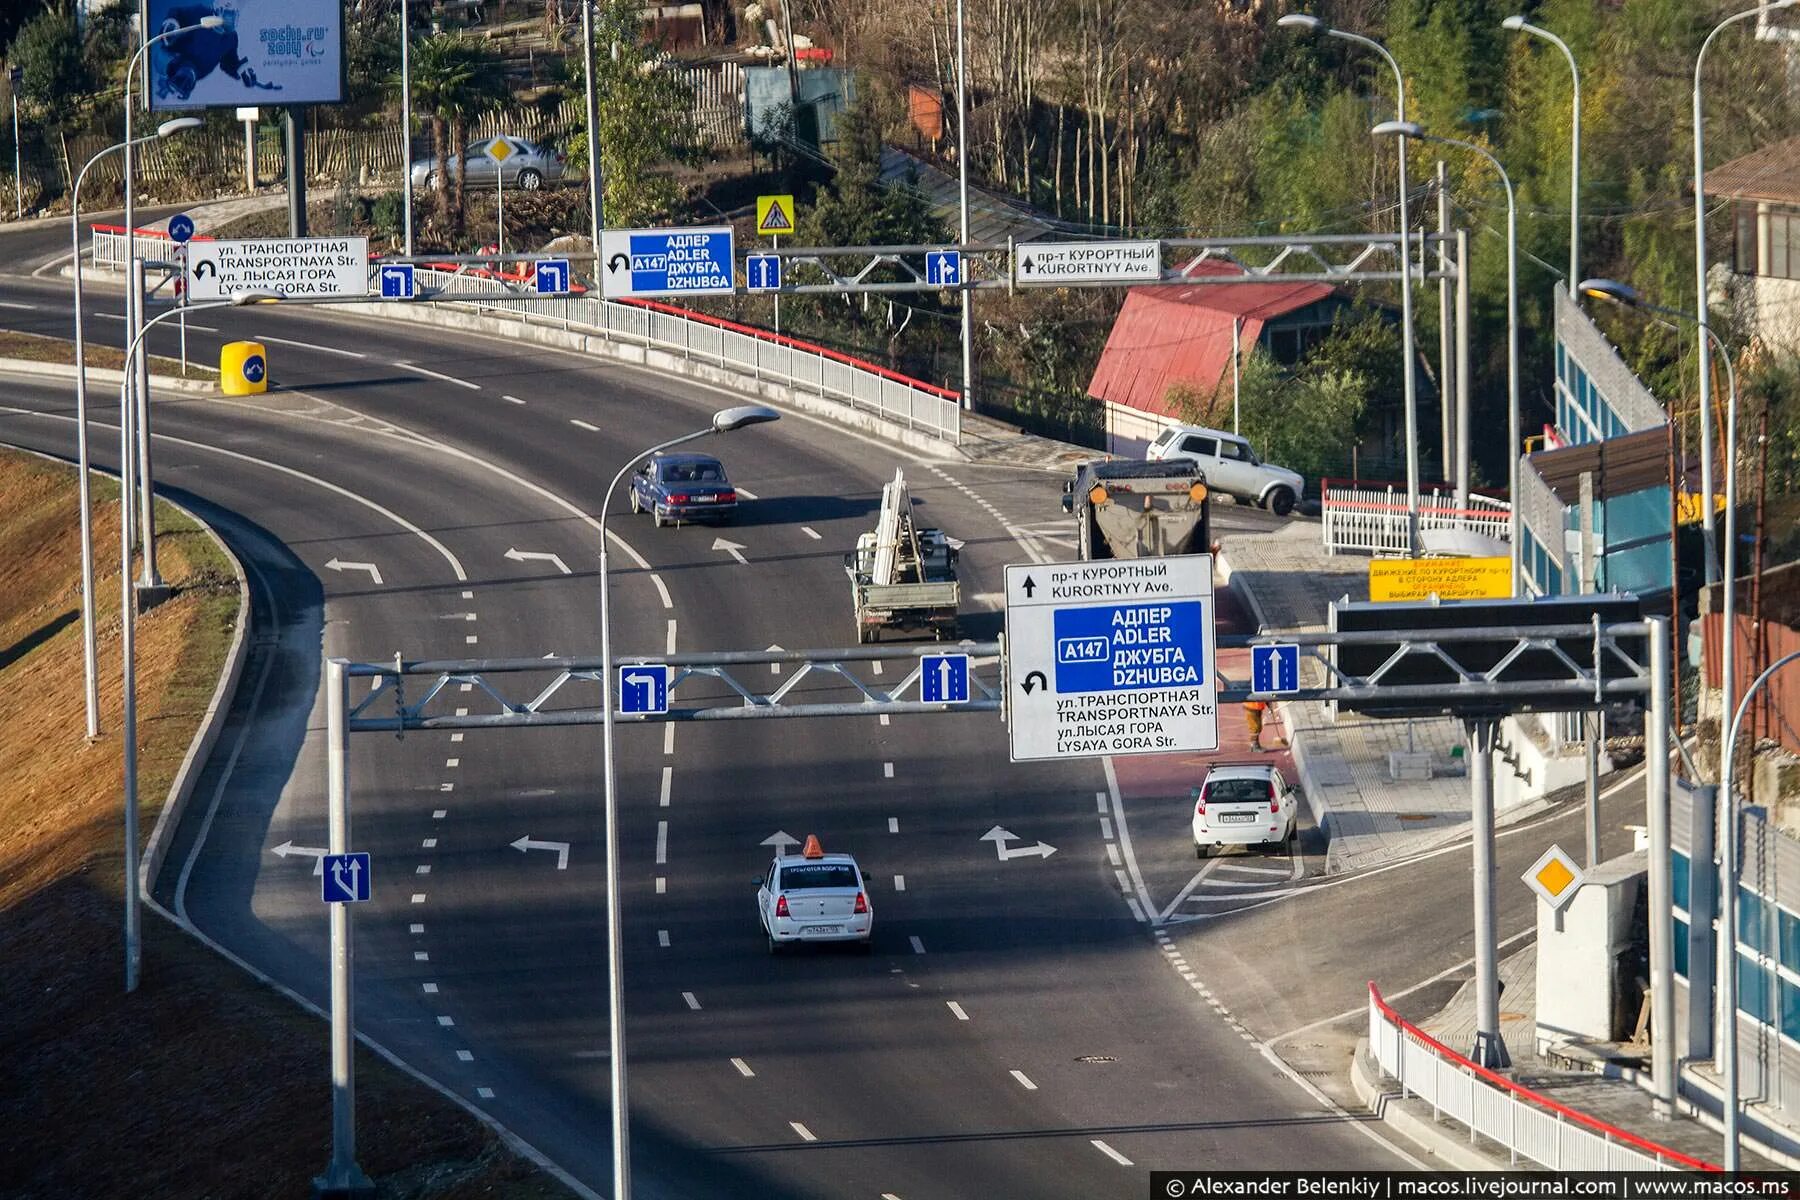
[379,263,415,299]
[920,653,970,704]
[535,259,571,294]
[925,250,962,288]
[620,664,669,715]
[321,852,372,903]
[1251,644,1300,694]
[746,254,781,292]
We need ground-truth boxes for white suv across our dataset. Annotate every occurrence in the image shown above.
[1146,425,1304,516]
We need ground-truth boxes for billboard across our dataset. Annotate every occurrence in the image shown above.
[147,1,344,110]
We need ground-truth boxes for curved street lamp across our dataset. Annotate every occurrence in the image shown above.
[1501,16,1581,288]
[1376,120,1519,596]
[1580,275,1746,1167]
[69,116,202,740]
[595,403,779,1199]
[1279,13,1422,552]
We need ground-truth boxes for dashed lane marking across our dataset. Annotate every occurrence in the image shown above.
[477,1087,495,1100]
[883,762,894,779]
[253,332,367,359]
[790,1122,817,1143]
[422,983,439,994]
[682,991,701,1011]
[571,419,599,432]
[893,874,905,891]
[732,1058,755,1077]
[394,360,481,390]
[657,930,670,947]
[660,766,673,808]
[909,936,925,954]
[801,526,821,540]
[947,1001,969,1020]
[1092,1140,1133,1166]
[437,1015,454,1026]
[888,817,899,833]
[1010,1070,1037,1091]
[457,1050,474,1062]
[656,820,668,865]
[503,394,525,405]
[650,574,672,609]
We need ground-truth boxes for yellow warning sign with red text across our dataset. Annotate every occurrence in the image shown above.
[1368,556,1512,602]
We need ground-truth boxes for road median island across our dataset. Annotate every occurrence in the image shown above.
[0,447,570,1199]
[0,329,218,390]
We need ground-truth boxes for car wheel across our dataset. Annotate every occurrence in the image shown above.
[1194,843,1210,860]
[653,509,667,528]
[1266,486,1296,517]
[630,490,641,515]
[767,933,782,956]
[858,938,874,955]
[518,168,542,191]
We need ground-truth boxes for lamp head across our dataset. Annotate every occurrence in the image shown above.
[156,117,203,137]
[711,404,781,433]
[231,290,283,305]
[1576,278,1640,307]
[199,15,225,28]
[1276,13,1326,33]
[1372,119,1424,139]
[1501,15,1527,31]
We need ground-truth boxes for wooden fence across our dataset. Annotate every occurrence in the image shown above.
[1702,612,1800,754]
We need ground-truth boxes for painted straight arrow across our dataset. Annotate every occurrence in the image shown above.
[760,830,799,855]
[511,835,570,870]
[324,558,384,585]
[711,537,748,565]
[980,826,1057,861]
[505,547,571,575]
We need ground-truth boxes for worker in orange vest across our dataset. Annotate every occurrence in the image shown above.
[1244,700,1269,753]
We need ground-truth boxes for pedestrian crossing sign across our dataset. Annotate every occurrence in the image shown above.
[756,194,796,237]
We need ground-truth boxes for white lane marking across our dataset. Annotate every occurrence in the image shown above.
[790,1122,816,1143]
[423,982,439,994]
[93,312,127,321]
[883,762,894,779]
[1103,757,1157,923]
[411,893,427,904]
[887,817,899,833]
[476,1087,495,1100]
[433,809,447,819]
[879,714,889,726]
[656,820,668,865]
[650,573,672,609]
[665,618,677,654]
[465,613,478,621]
[657,930,670,948]
[410,924,425,934]
[893,874,905,892]
[1126,898,1145,922]
[1099,816,1114,840]
[663,723,675,755]
[462,590,474,599]
[947,1001,969,1021]
[456,1050,474,1062]
[571,419,599,432]
[1217,862,1290,877]
[909,935,925,954]
[439,783,454,792]
[503,394,525,405]
[655,877,666,894]
[460,682,473,692]
[1091,1140,1133,1166]
[437,1015,454,1026]
[465,634,478,644]
[871,661,882,676]
[446,758,460,768]
[0,300,37,310]
[801,525,821,540]
[416,865,431,875]
[659,766,672,808]
[455,707,468,716]
[450,732,463,742]
[732,1058,755,1077]
[1096,792,1108,814]
[253,332,367,359]
[1009,1070,1037,1091]
[394,360,481,390]
[1114,869,1131,893]
[682,991,701,1011]
[734,486,758,500]
[1106,843,1122,867]
[414,951,429,961]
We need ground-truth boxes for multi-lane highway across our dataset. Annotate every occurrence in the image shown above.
[2,226,1419,1197]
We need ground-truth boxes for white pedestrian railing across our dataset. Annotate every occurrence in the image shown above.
[1322,479,1511,555]
[1367,983,1714,1173]
[87,229,962,445]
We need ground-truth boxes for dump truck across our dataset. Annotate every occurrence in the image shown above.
[845,468,960,642]
[1060,457,1214,560]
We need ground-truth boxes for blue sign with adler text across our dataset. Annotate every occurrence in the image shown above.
[1053,601,1204,694]
[600,226,735,299]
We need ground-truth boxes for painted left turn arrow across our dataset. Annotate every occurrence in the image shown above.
[511,835,570,870]
[712,537,748,565]
[325,558,383,585]
[271,839,329,875]
[505,547,571,574]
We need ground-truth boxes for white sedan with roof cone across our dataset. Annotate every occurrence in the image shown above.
[757,835,874,953]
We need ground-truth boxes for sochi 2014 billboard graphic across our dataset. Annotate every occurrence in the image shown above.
[147,1,345,110]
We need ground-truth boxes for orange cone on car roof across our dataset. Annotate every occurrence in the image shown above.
[802,834,824,858]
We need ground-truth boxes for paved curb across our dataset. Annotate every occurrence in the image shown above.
[0,354,218,393]
[1350,1038,1508,1171]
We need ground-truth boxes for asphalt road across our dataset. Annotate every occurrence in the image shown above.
[2,256,1422,1197]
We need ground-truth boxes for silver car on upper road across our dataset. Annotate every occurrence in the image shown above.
[408,136,567,191]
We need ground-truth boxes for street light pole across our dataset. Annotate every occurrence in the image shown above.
[1691,1,1791,586]
[1378,122,1519,594]
[1502,17,1580,288]
[596,405,780,1198]
[1279,15,1419,552]
[954,0,973,412]
[581,0,602,283]
[401,0,414,257]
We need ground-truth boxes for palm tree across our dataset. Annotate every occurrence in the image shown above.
[405,34,510,237]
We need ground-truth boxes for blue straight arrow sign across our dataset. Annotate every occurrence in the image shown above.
[1250,644,1300,694]
[920,653,970,704]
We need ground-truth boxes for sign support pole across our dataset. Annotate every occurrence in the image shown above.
[287,106,308,238]
[130,256,161,589]
[1468,716,1511,1068]
[581,0,602,285]
[772,232,780,336]
[953,0,973,412]
[11,85,20,219]
[1647,615,1675,1117]
[314,657,373,1199]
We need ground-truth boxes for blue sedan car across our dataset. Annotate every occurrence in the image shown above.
[629,453,739,527]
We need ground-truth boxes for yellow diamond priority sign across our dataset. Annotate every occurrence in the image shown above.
[756,194,796,237]
[489,138,514,163]
[1522,843,1585,911]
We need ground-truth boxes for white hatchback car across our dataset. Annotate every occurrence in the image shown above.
[1147,424,1305,515]
[757,836,873,953]
[1192,763,1299,858]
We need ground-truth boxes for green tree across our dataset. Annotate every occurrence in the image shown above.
[7,4,92,187]
[405,33,509,237]
[563,0,696,227]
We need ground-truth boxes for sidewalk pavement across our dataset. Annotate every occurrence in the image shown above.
[1217,522,1487,874]
[1357,941,1781,1171]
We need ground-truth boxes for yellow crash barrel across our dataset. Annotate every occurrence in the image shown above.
[220,341,268,395]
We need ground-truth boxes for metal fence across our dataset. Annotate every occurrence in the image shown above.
[1321,479,1511,555]
[1366,984,1714,1172]
[86,230,960,444]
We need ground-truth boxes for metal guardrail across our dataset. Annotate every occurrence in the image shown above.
[88,228,963,444]
[1367,983,1715,1172]
[1322,479,1511,555]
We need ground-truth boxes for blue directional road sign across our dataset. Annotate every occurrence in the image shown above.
[379,263,416,299]
[620,664,670,715]
[321,852,372,903]
[925,250,963,288]
[599,226,736,299]
[534,258,571,294]
[1251,643,1300,694]
[241,353,266,385]
[920,653,971,704]
[167,212,195,244]
[746,253,782,292]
